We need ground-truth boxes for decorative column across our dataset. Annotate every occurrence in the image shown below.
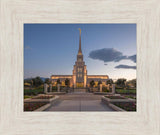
[49,84,52,92]
[44,83,48,94]
[100,84,103,92]
[112,84,115,94]
[57,84,60,92]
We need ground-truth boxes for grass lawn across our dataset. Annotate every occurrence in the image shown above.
[24,89,44,96]
[24,95,32,99]
[116,89,136,94]
[105,95,125,99]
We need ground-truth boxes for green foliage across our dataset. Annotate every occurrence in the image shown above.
[116,89,136,94]
[90,80,95,87]
[36,85,44,89]
[32,76,44,87]
[127,79,136,88]
[24,79,32,85]
[113,102,136,111]
[102,87,110,92]
[44,78,50,84]
[115,78,126,88]
[98,81,102,85]
[57,79,61,84]
[24,95,32,99]
[125,95,136,99]
[106,79,113,85]
[65,78,70,87]
[52,86,57,90]
[24,89,44,96]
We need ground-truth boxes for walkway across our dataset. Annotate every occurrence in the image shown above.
[45,93,114,111]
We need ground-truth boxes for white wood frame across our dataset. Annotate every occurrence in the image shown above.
[0,0,160,135]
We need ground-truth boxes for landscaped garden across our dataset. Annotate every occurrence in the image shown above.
[105,95,125,99]
[24,102,47,111]
[32,95,54,99]
[124,95,136,99]
[24,95,32,99]
[112,102,136,111]
[115,89,136,94]
[24,95,56,111]
[24,89,44,96]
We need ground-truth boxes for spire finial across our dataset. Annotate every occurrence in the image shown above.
[78,28,81,35]
[78,28,82,54]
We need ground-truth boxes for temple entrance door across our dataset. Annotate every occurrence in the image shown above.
[76,83,84,88]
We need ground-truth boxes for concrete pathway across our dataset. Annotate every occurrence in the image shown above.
[45,93,114,111]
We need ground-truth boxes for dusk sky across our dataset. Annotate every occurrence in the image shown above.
[24,24,136,80]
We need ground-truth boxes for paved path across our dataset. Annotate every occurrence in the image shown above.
[45,93,114,111]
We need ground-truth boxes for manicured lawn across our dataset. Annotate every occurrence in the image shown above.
[24,89,44,95]
[24,102,47,111]
[116,89,136,94]
[105,95,125,99]
[24,95,32,99]
[113,102,136,111]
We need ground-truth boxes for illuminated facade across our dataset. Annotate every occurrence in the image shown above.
[51,29,109,88]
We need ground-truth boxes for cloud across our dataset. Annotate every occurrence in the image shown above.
[128,54,136,63]
[25,45,32,50]
[88,48,136,63]
[89,48,127,63]
[115,64,136,69]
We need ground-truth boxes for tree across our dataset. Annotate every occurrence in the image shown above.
[32,76,43,87]
[132,79,136,88]
[115,78,126,88]
[106,79,113,85]
[98,81,102,85]
[45,78,50,84]
[90,80,95,88]
[57,79,61,84]
[127,79,136,88]
[65,78,70,87]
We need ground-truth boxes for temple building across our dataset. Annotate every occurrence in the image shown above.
[51,29,109,88]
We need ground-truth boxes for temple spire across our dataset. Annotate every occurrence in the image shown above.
[78,28,82,54]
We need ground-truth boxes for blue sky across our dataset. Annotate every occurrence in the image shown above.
[24,24,136,80]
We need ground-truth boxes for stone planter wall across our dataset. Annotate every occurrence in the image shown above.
[101,96,136,111]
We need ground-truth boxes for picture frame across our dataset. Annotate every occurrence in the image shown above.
[0,0,160,135]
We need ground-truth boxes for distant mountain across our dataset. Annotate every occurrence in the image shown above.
[40,77,48,82]
[24,77,49,82]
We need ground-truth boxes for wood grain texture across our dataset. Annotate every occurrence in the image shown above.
[0,0,160,134]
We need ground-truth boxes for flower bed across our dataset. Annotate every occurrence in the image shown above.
[105,95,125,99]
[124,95,136,99]
[113,102,136,111]
[32,95,54,99]
[24,102,47,111]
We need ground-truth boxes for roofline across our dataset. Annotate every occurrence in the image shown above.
[51,75,72,77]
